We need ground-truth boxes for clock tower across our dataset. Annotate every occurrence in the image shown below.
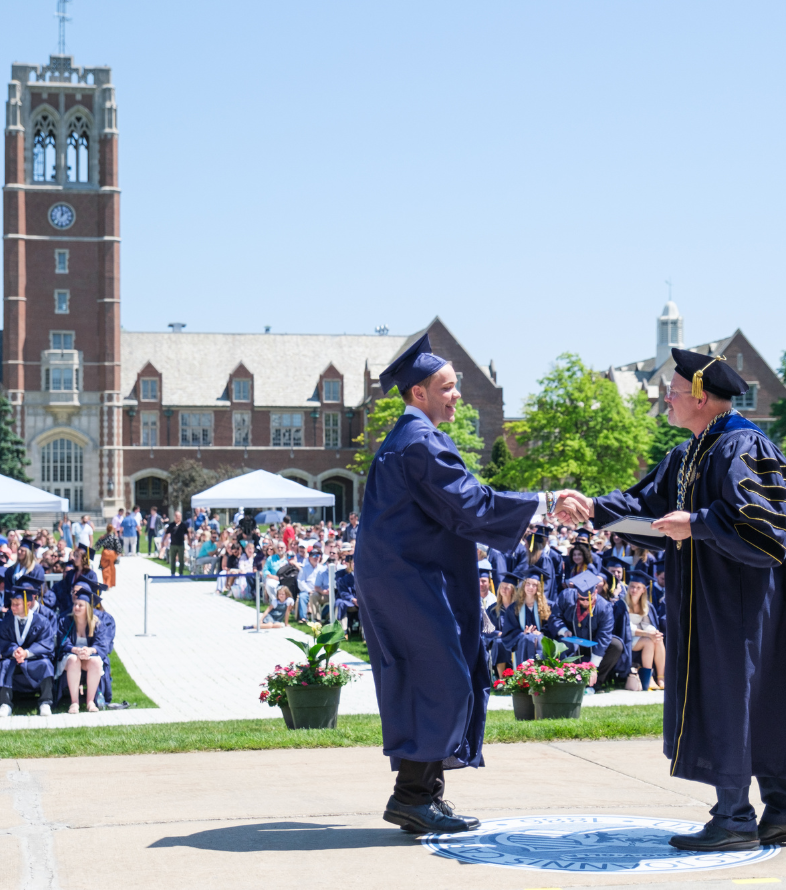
[3,54,121,515]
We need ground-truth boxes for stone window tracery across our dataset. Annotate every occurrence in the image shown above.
[33,113,57,182]
[66,115,90,183]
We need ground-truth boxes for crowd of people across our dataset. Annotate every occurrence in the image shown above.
[480,522,667,693]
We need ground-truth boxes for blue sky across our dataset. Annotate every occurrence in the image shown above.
[2,1,784,414]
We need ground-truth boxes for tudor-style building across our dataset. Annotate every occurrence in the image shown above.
[607,301,786,433]
[3,55,506,522]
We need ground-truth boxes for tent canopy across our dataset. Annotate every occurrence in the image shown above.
[0,475,69,512]
[191,469,335,509]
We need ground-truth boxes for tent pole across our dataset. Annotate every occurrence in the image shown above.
[253,570,261,633]
[136,574,156,637]
[329,563,336,624]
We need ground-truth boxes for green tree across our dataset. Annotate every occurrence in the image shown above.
[0,392,31,530]
[480,436,513,490]
[348,388,485,474]
[767,349,786,449]
[647,415,691,471]
[167,459,218,513]
[779,349,786,381]
[493,353,656,497]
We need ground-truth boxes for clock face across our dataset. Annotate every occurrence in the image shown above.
[49,203,75,230]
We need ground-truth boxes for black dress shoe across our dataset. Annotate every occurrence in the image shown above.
[669,821,760,852]
[382,796,470,834]
[758,823,786,846]
[435,799,480,830]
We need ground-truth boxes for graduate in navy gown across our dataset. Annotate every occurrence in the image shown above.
[547,570,623,686]
[355,333,588,834]
[625,568,664,691]
[334,554,358,632]
[500,567,552,667]
[3,540,44,608]
[651,558,667,628]
[578,348,786,851]
[485,541,528,592]
[56,579,112,713]
[0,578,56,717]
[597,568,633,681]
[574,528,603,572]
[523,526,559,603]
[484,569,520,675]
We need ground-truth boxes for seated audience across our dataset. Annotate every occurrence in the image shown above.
[626,569,665,690]
[501,567,552,671]
[258,585,294,628]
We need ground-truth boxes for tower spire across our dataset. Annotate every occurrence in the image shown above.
[55,0,72,55]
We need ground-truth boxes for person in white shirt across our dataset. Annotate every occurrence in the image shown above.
[74,516,94,556]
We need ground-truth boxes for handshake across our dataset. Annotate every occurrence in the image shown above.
[551,490,594,525]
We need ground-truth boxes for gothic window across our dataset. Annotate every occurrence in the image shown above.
[66,115,90,183]
[324,412,340,449]
[33,114,57,183]
[141,413,158,447]
[41,439,84,512]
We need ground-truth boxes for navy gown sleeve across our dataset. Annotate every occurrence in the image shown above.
[690,433,786,568]
[0,613,18,657]
[500,602,523,651]
[26,616,55,660]
[89,618,111,660]
[402,433,539,552]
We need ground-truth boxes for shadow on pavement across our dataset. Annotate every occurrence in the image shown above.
[149,820,417,853]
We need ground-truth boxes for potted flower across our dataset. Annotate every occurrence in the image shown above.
[519,638,597,720]
[259,661,302,729]
[282,620,357,728]
[492,667,535,721]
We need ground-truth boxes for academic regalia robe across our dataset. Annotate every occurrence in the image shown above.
[60,568,98,607]
[0,609,55,690]
[3,563,45,609]
[500,601,544,666]
[334,571,357,622]
[609,596,633,678]
[486,542,528,592]
[355,412,539,769]
[545,547,565,591]
[55,612,112,703]
[484,602,512,667]
[546,589,615,666]
[594,411,786,788]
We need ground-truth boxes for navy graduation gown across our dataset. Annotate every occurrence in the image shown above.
[334,571,357,622]
[484,602,512,667]
[594,412,786,788]
[500,601,543,666]
[546,589,614,664]
[355,412,539,769]
[0,609,55,689]
[609,597,633,678]
[486,542,528,592]
[3,562,45,609]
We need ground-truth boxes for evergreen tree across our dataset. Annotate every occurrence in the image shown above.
[647,415,692,471]
[768,349,786,449]
[480,436,513,490]
[0,392,32,530]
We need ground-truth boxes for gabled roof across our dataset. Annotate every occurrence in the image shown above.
[120,332,408,408]
[616,332,737,384]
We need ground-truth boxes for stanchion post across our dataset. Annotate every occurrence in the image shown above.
[253,570,261,633]
[329,563,336,624]
[136,573,157,637]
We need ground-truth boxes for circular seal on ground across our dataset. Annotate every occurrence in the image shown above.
[423,814,780,873]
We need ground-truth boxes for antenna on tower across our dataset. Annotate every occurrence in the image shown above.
[55,0,72,55]
[665,277,673,301]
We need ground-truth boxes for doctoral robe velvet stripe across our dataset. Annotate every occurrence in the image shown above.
[355,413,539,769]
[594,412,786,788]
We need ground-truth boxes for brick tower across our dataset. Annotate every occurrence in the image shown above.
[3,55,121,516]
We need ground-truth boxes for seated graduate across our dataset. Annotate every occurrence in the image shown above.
[0,577,56,717]
[486,539,528,593]
[605,532,632,561]
[601,554,629,598]
[89,585,116,705]
[523,526,559,603]
[485,570,519,676]
[500,566,552,669]
[3,539,44,609]
[56,579,112,714]
[574,528,604,572]
[477,560,496,610]
[631,545,656,578]
[597,568,633,682]
[625,569,665,691]
[61,546,97,605]
[547,570,622,687]
[562,541,598,588]
[334,553,359,633]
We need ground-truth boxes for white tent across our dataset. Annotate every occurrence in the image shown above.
[0,475,69,512]
[191,469,335,510]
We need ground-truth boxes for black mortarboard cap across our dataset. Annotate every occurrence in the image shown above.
[501,565,527,586]
[602,555,629,571]
[628,569,653,586]
[379,333,448,395]
[18,537,35,550]
[477,558,492,579]
[672,348,748,399]
[653,559,666,574]
[600,568,617,592]
[11,576,41,594]
[575,528,592,541]
[524,566,548,582]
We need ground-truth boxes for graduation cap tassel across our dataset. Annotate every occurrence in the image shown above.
[691,355,727,399]
[23,591,28,617]
[648,581,653,603]
[529,535,534,553]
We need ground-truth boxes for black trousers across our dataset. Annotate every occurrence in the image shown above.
[393,759,445,807]
[581,637,623,686]
[0,672,54,706]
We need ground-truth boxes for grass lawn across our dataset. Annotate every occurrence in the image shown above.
[8,649,157,717]
[0,704,662,759]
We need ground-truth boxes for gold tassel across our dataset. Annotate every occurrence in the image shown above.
[611,577,616,594]
[23,592,28,617]
[529,535,534,553]
[691,355,727,399]
[648,581,653,603]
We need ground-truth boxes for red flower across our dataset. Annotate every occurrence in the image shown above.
[502,668,514,677]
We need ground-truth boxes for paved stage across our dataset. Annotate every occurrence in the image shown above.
[1,740,782,890]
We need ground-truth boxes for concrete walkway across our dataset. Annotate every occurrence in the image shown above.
[0,740,781,890]
[0,555,662,730]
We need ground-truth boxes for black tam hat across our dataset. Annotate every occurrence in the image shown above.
[379,333,448,395]
[672,348,748,399]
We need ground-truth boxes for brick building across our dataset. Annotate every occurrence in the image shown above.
[607,301,786,432]
[3,55,505,521]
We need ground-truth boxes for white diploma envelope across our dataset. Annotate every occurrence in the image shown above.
[600,516,667,538]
